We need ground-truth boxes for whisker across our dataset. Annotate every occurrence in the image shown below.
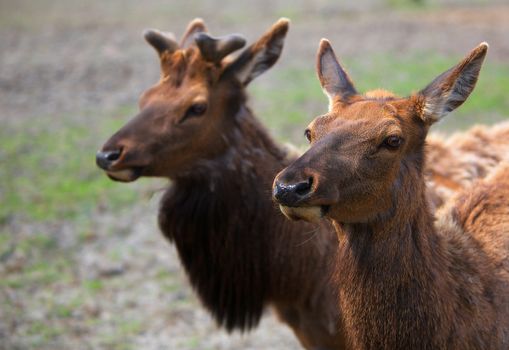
[296,227,320,246]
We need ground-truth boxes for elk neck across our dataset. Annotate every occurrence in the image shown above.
[335,152,461,349]
[158,98,336,332]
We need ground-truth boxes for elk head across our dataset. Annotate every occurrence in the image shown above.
[273,40,488,224]
[96,18,289,181]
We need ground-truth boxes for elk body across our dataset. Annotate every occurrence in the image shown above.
[426,121,509,209]
[96,19,347,349]
[273,41,509,349]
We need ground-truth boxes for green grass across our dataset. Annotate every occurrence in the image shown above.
[0,106,142,223]
[0,253,70,289]
[26,320,63,342]
[385,0,493,11]
[252,52,509,144]
[118,319,144,335]
[386,0,429,10]
[53,302,76,318]
[97,317,144,350]
[0,231,72,289]
[83,279,104,293]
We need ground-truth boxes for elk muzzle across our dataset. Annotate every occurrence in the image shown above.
[273,177,313,207]
[96,147,144,182]
[96,149,122,170]
[273,173,326,222]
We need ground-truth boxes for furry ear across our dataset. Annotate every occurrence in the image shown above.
[222,18,289,86]
[417,42,488,124]
[180,18,207,48]
[316,39,357,110]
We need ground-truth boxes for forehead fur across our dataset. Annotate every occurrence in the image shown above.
[310,99,405,141]
[160,47,217,87]
[331,98,399,120]
[316,97,425,142]
[364,89,397,99]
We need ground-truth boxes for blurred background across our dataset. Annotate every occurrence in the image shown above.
[1,0,508,349]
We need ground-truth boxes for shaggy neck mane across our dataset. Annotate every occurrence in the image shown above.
[158,98,321,332]
[336,150,506,349]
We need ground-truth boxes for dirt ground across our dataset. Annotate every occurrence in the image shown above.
[1,1,509,349]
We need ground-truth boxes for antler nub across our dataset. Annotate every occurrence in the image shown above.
[180,18,207,47]
[195,33,246,63]
[144,29,179,56]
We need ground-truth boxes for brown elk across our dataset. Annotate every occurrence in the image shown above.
[273,40,509,349]
[96,19,348,349]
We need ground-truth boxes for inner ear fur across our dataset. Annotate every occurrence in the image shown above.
[417,42,488,124]
[316,39,358,109]
[222,18,290,86]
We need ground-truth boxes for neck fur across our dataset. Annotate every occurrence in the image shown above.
[159,104,336,332]
[336,153,508,349]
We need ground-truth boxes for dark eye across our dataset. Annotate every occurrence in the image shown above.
[304,129,312,143]
[180,103,208,123]
[187,103,207,117]
[383,135,403,150]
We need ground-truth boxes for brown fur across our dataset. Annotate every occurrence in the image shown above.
[426,121,509,209]
[97,20,347,349]
[274,40,509,349]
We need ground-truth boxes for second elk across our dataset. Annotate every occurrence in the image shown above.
[273,40,509,349]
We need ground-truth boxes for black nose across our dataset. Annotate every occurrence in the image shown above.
[96,149,121,170]
[273,177,313,206]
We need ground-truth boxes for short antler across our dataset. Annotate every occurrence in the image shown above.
[195,33,246,63]
[180,18,207,48]
[144,29,179,56]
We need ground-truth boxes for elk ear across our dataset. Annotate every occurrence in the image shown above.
[417,42,488,124]
[180,18,207,48]
[222,18,289,86]
[317,39,357,110]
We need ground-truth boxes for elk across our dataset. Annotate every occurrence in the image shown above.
[273,40,509,349]
[96,19,348,349]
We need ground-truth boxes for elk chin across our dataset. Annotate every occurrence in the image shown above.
[106,168,142,182]
[279,205,325,223]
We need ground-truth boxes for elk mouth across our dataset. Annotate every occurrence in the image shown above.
[96,149,147,182]
[106,167,144,182]
[279,204,330,223]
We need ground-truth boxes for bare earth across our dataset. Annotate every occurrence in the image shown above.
[1,1,509,349]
